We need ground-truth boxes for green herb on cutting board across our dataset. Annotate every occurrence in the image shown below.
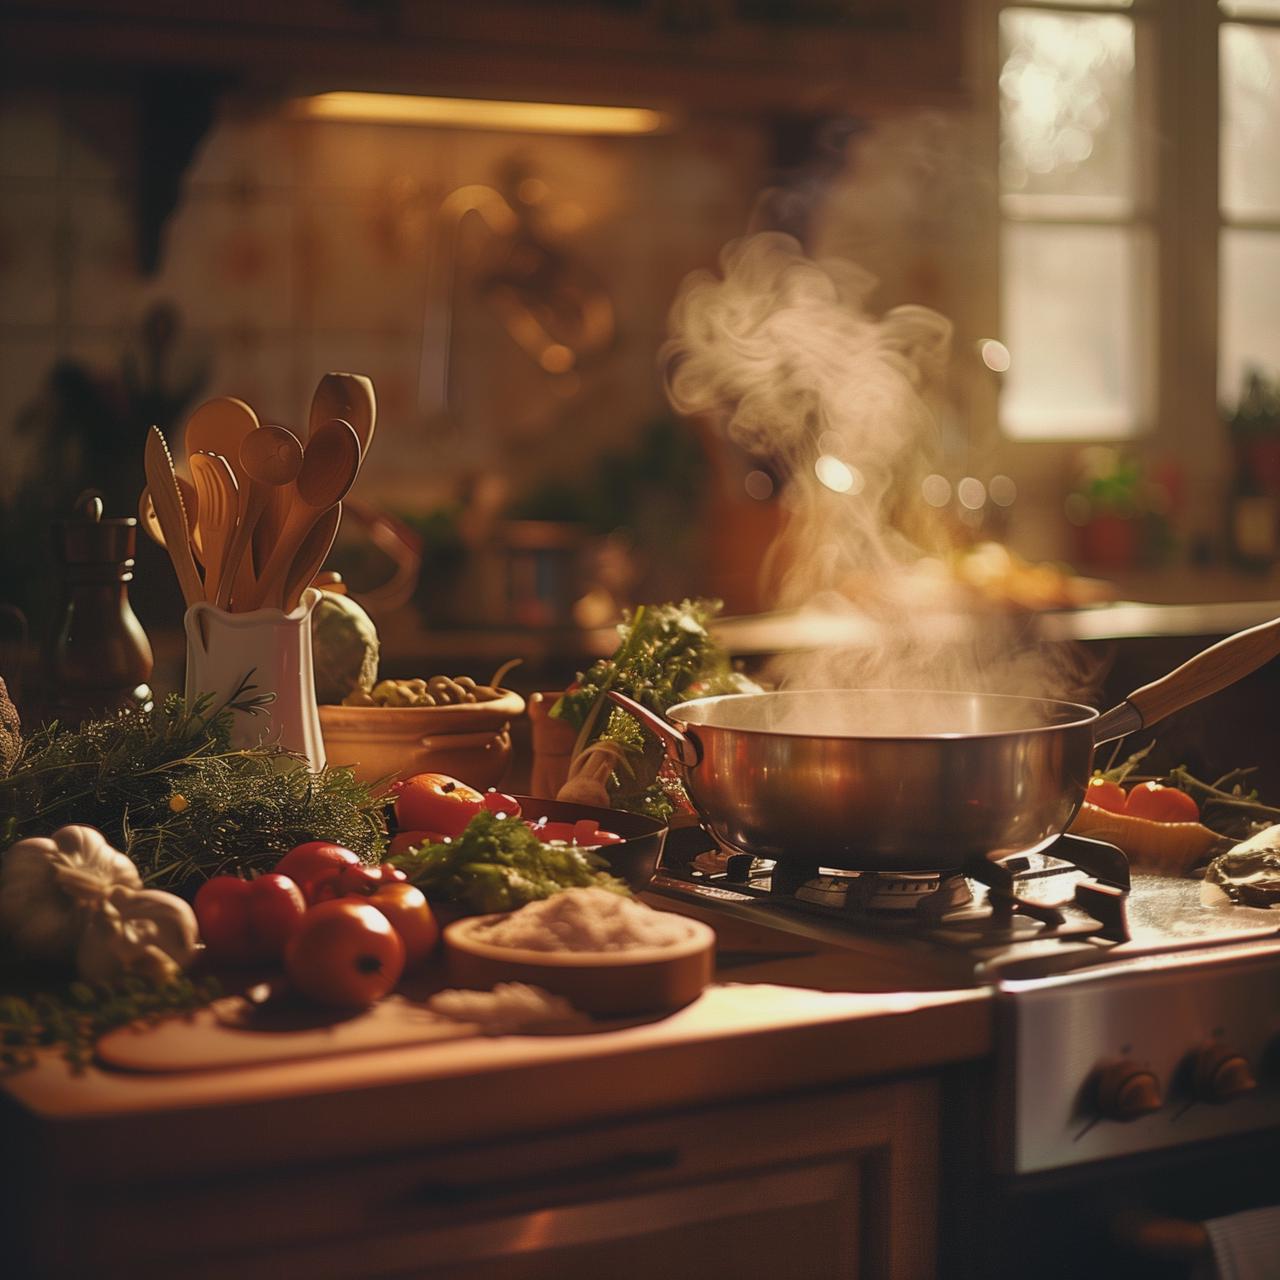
[0,688,389,892]
[389,810,628,915]
[550,598,760,818]
[0,973,222,1073]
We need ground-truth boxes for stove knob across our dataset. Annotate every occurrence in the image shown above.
[1092,1059,1163,1121]
[1191,1041,1256,1103]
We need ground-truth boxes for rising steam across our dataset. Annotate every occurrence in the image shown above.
[662,232,1095,703]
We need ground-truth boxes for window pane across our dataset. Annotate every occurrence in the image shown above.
[999,9,1135,210]
[1221,2,1280,18]
[1001,224,1152,440]
[1222,24,1280,219]
[1221,230,1280,401]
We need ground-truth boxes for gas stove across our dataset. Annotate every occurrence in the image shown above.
[651,828,1279,985]
[650,825,1280,1181]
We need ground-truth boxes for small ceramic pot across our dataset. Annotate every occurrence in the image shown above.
[184,588,326,770]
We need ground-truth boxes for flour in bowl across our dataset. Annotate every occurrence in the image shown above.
[472,887,692,952]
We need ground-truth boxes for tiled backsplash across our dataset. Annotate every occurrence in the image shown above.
[0,88,766,515]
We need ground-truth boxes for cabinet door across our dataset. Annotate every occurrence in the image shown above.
[90,1077,937,1279]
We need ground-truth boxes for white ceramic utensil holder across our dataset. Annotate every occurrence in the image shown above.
[183,587,326,770]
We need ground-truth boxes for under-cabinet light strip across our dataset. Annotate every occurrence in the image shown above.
[294,92,668,135]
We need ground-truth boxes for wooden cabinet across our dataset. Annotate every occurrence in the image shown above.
[18,1076,939,1278]
[1,0,966,114]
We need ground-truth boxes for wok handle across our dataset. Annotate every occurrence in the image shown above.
[607,690,701,769]
[1096,614,1280,745]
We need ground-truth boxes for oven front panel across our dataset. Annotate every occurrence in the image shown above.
[1004,948,1280,1174]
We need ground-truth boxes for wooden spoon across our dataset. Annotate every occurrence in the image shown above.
[185,396,259,472]
[218,425,304,610]
[247,419,362,610]
[309,373,376,457]
[189,452,238,606]
[281,502,343,613]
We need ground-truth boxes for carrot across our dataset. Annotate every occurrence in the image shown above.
[1068,801,1227,876]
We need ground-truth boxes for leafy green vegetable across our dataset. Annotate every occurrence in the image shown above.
[550,598,758,817]
[390,810,629,914]
[0,688,389,892]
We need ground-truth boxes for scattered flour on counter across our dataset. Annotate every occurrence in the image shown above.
[471,887,693,952]
[428,983,581,1035]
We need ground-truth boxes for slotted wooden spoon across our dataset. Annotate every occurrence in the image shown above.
[185,396,261,603]
[189,452,238,605]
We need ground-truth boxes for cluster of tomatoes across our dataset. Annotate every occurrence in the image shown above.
[1085,776,1200,823]
[193,841,438,1008]
[190,772,628,1010]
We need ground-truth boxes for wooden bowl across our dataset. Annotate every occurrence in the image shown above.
[319,689,525,788]
[443,912,715,1016]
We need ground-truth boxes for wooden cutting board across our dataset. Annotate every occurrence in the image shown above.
[95,994,478,1073]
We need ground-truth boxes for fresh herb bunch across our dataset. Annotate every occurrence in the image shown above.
[550,598,758,817]
[390,810,629,914]
[0,974,222,1073]
[0,688,389,891]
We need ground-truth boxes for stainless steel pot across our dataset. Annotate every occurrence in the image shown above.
[610,615,1280,872]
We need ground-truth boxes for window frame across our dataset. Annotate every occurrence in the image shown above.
[969,0,1227,549]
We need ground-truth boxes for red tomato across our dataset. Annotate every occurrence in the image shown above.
[309,861,407,903]
[524,818,625,847]
[482,789,522,818]
[285,901,405,1008]
[394,774,486,836]
[274,841,361,904]
[1124,782,1200,823]
[349,883,439,969]
[194,873,307,966]
[1086,777,1128,814]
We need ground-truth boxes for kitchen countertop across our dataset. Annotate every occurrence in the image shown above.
[0,930,990,1184]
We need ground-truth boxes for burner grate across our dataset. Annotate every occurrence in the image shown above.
[668,828,1132,947]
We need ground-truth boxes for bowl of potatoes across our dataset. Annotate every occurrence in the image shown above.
[318,673,525,789]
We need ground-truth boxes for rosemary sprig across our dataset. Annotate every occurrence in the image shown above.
[0,685,389,889]
[0,974,222,1074]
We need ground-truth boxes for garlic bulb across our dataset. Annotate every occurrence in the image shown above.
[76,885,200,984]
[0,825,142,964]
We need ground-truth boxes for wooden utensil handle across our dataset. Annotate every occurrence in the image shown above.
[217,486,266,611]
[1127,614,1280,728]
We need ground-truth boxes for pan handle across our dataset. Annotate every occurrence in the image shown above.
[1094,613,1280,745]
[607,690,701,769]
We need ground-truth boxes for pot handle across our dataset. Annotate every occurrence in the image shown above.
[1094,613,1280,744]
[607,690,701,769]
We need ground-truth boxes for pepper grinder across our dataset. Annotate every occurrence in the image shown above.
[49,492,154,723]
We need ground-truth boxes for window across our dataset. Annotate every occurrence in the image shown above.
[993,1,1280,442]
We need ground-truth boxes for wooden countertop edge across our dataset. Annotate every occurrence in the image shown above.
[4,985,991,1183]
